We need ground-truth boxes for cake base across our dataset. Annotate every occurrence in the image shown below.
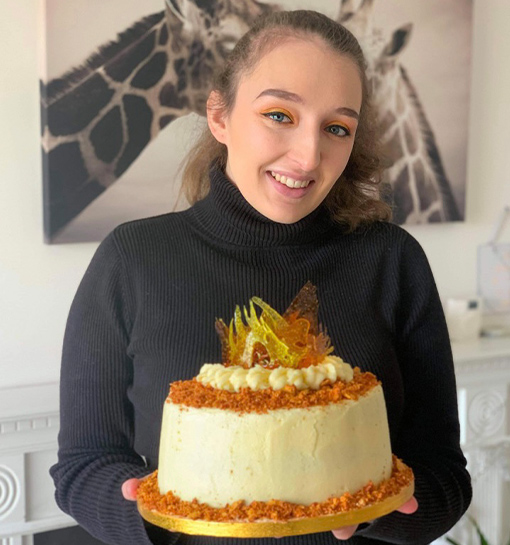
[137,460,414,538]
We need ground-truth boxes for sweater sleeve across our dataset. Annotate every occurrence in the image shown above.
[50,232,157,545]
[358,233,472,544]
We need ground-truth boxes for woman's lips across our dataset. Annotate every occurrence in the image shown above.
[265,171,315,199]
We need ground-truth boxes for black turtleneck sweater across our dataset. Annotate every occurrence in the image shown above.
[51,166,471,545]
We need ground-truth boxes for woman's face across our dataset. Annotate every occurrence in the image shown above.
[208,36,363,224]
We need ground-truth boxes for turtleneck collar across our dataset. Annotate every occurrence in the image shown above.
[188,164,334,247]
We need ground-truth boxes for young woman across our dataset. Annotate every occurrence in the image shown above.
[51,10,471,545]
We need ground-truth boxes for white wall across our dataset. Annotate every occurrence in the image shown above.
[1,0,509,389]
[0,1,95,390]
[408,0,510,299]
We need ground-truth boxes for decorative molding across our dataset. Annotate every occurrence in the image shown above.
[0,466,21,521]
[468,390,506,438]
[0,515,76,540]
[0,414,59,436]
[455,356,510,375]
[465,441,510,482]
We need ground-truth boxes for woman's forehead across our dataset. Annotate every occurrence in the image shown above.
[237,38,362,111]
[252,35,340,69]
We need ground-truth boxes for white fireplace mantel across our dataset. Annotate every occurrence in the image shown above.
[437,337,510,545]
[1,338,510,545]
[0,382,75,545]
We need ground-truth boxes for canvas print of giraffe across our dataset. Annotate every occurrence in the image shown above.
[40,0,472,244]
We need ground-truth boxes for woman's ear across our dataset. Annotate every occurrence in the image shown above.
[207,91,228,145]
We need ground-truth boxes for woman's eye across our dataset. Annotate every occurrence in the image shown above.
[327,125,350,137]
[263,111,292,123]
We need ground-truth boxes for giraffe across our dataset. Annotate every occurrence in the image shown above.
[41,0,462,242]
[40,0,274,242]
[338,0,462,223]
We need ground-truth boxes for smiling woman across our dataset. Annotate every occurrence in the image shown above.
[51,8,471,545]
[206,37,362,224]
[181,9,391,230]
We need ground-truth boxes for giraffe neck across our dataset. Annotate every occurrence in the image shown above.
[41,9,212,238]
[42,10,194,184]
[379,66,460,223]
[339,0,460,224]
[42,0,276,241]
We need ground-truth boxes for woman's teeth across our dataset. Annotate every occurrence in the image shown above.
[270,171,311,189]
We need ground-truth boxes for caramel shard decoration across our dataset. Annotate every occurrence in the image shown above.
[283,281,319,335]
[215,283,333,369]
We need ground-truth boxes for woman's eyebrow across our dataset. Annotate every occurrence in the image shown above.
[254,88,359,120]
[255,88,304,103]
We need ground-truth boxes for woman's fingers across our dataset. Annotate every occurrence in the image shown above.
[331,525,358,540]
[397,496,418,514]
[121,478,140,501]
[330,495,417,540]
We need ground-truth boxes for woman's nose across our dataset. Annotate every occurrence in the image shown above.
[288,129,322,172]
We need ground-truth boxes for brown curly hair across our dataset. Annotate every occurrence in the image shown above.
[180,10,392,230]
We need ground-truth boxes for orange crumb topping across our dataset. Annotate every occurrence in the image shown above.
[167,368,378,413]
[138,456,413,523]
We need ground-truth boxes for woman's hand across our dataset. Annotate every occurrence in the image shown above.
[121,478,141,501]
[331,496,419,540]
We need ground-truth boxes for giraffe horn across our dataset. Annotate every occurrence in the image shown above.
[165,0,185,23]
[166,0,202,32]
[340,0,375,16]
[344,0,375,35]
[357,0,375,26]
[165,0,195,25]
[359,0,375,14]
[339,0,356,16]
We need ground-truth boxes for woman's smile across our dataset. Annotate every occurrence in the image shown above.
[265,170,316,199]
[269,171,314,189]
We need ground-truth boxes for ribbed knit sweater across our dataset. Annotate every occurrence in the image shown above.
[51,166,471,545]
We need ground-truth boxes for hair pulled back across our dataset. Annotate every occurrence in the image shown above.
[180,10,392,230]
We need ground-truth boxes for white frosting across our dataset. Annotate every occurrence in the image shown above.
[196,355,353,392]
[158,384,392,506]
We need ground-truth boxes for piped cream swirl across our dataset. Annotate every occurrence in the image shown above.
[196,356,353,392]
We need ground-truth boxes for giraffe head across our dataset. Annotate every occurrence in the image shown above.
[338,1,460,223]
[164,0,275,114]
[337,2,413,161]
[338,0,412,104]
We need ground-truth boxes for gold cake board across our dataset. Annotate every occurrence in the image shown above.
[137,475,414,538]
